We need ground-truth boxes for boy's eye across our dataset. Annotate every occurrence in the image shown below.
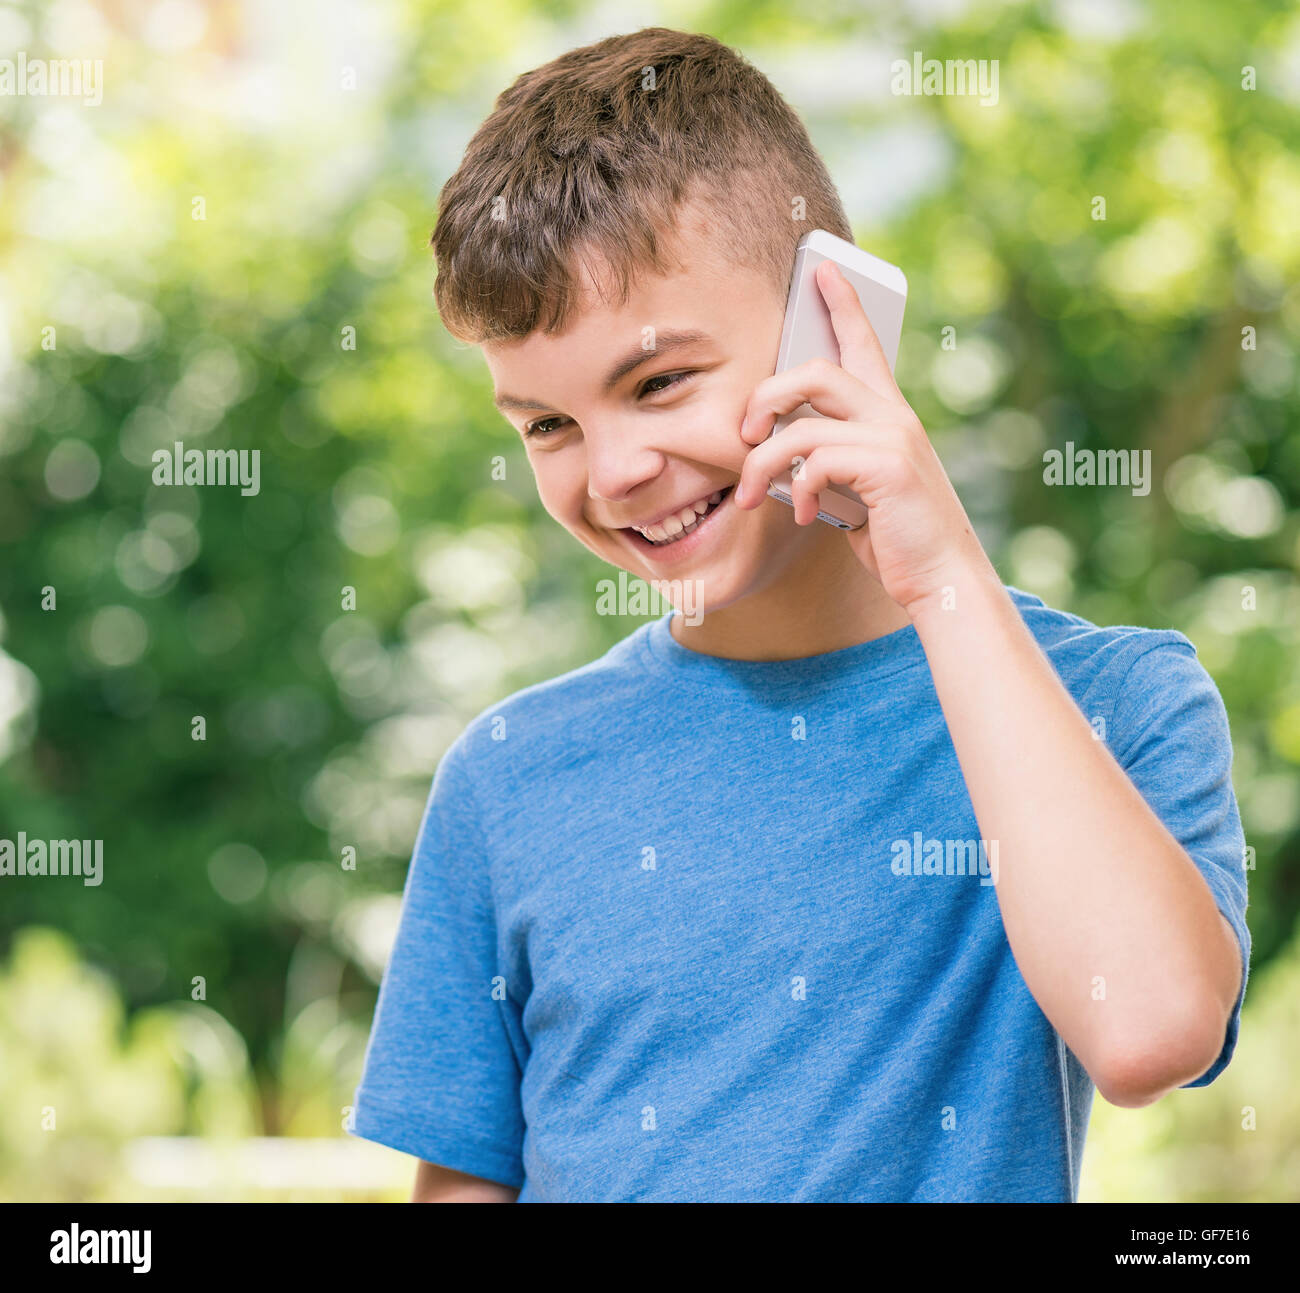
[522,370,697,438]
[523,414,570,438]
[638,370,694,397]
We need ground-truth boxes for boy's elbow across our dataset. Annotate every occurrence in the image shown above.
[1095,996,1227,1109]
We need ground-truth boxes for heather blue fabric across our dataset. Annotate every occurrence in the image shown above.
[350,586,1250,1202]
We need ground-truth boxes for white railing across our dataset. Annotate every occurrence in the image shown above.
[122,1137,410,1195]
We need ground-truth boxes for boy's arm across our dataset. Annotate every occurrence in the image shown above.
[412,1160,519,1203]
[350,739,528,1191]
[908,568,1243,1109]
[734,260,1245,1110]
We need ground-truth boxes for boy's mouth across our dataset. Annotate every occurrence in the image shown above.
[621,485,734,549]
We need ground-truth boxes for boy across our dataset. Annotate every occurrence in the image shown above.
[349,28,1250,1203]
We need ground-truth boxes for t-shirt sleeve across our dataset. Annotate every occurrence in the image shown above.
[1107,637,1251,1088]
[349,736,526,1188]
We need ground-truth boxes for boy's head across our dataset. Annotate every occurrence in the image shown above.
[433,28,856,616]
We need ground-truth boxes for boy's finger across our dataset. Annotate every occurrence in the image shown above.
[739,357,890,445]
[735,416,883,507]
[789,444,875,525]
[817,261,901,403]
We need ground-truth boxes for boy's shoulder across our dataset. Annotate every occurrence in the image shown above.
[1006,583,1197,671]
[444,621,657,772]
[441,586,1223,777]
[1005,585,1227,762]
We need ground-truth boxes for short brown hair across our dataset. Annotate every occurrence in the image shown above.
[432,27,853,343]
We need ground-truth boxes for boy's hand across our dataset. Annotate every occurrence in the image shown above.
[733,259,995,618]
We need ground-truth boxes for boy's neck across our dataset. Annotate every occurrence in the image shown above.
[667,537,914,661]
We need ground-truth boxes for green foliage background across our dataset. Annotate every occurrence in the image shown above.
[0,0,1296,1200]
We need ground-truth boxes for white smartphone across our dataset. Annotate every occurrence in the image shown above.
[765,229,908,530]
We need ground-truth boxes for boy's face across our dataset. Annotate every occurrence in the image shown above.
[481,214,841,616]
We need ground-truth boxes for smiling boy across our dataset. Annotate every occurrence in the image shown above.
[349,27,1250,1203]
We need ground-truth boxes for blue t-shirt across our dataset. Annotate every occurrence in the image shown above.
[350,586,1251,1202]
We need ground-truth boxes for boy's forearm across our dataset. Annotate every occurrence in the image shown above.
[413,1184,518,1202]
[411,1160,519,1202]
[908,565,1242,1106]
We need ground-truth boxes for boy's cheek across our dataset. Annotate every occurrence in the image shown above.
[705,432,752,480]
[676,404,750,474]
[526,402,754,526]
[522,466,575,527]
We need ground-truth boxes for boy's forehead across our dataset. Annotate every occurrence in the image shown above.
[572,226,740,325]
[483,242,772,387]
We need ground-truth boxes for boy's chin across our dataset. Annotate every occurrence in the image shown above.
[609,556,760,617]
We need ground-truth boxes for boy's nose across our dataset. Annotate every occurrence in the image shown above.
[583,423,667,506]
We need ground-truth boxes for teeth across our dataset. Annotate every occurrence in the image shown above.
[633,489,727,544]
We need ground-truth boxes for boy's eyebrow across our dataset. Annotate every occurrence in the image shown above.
[492,329,714,412]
